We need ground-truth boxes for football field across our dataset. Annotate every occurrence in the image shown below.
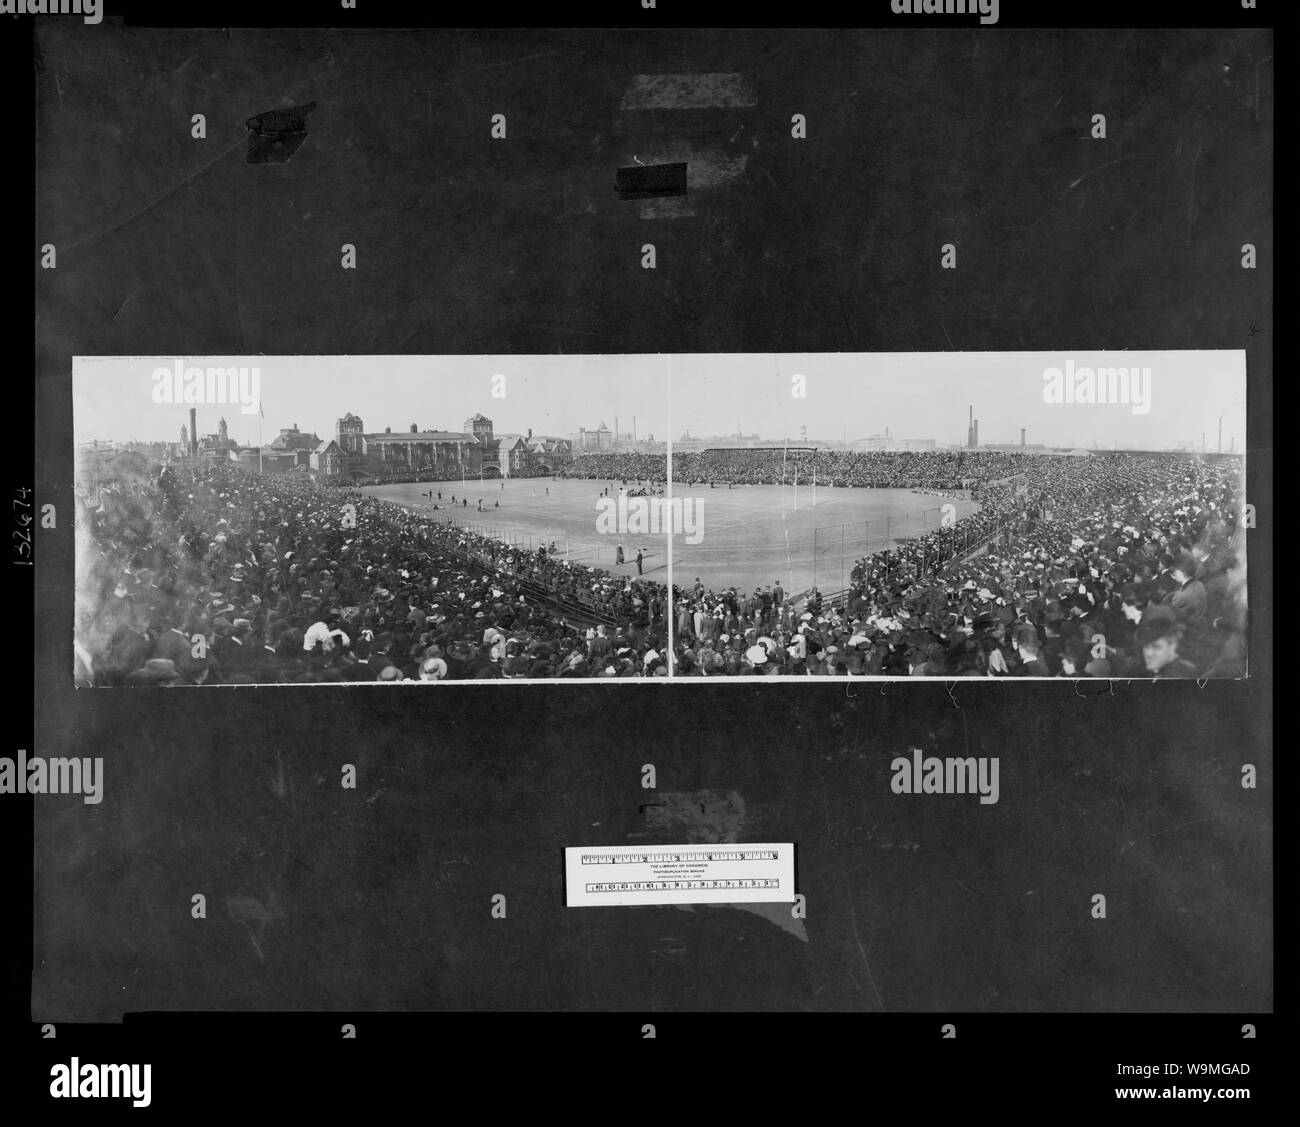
[363,478,980,599]
[668,482,981,597]
[364,477,672,578]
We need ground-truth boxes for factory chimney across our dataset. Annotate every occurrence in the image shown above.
[189,408,197,459]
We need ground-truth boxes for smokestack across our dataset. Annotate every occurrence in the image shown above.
[973,419,979,449]
[633,416,636,443]
[189,408,197,458]
[615,417,619,442]
[967,405,974,449]
[1020,428,1026,446]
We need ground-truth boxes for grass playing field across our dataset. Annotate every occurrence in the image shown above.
[363,478,980,599]
[669,482,981,597]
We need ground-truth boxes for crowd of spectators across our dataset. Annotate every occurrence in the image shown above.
[562,453,667,483]
[565,448,1036,490]
[77,449,1247,682]
[76,463,673,684]
[665,452,1247,677]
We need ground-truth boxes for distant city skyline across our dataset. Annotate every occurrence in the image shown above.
[73,356,671,450]
[668,351,1245,452]
[74,351,1246,454]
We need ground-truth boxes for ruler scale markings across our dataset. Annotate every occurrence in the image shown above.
[579,849,779,865]
[585,878,780,892]
[567,844,794,906]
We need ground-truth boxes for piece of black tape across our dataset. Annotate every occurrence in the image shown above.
[615,162,687,200]
[245,100,318,165]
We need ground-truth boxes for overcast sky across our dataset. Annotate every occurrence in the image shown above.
[671,351,1246,451]
[73,355,671,448]
[74,351,1246,452]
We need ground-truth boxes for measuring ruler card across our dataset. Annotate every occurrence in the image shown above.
[564,843,797,907]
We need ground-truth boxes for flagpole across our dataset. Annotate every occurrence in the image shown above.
[665,355,674,675]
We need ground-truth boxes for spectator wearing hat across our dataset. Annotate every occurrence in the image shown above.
[589,624,613,661]
[1135,606,1198,677]
[342,638,380,681]
[1167,551,1208,634]
[215,618,254,676]
[256,631,305,682]
[676,600,693,643]
[786,628,807,666]
[152,613,211,684]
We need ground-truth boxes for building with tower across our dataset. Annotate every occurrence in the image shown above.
[336,412,365,455]
[463,414,499,475]
[322,411,494,480]
[575,421,613,451]
[195,415,240,462]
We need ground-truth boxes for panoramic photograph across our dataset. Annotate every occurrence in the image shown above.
[72,351,1247,682]
[73,354,671,683]
[661,352,1248,679]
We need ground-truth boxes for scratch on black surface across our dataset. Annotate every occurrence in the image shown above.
[1066,156,1133,193]
[473,50,565,71]
[111,291,138,323]
[837,292,856,344]
[65,139,246,254]
[1254,56,1271,122]
[845,883,886,1011]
